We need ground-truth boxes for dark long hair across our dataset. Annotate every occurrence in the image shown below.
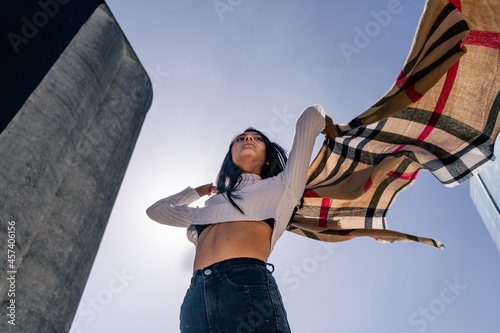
[216,128,287,214]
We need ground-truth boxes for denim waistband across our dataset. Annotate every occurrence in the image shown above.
[191,257,274,285]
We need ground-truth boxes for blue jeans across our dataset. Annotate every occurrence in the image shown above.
[180,257,291,332]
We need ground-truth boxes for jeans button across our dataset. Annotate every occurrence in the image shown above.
[204,269,212,275]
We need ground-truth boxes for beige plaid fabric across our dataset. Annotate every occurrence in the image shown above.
[288,0,500,249]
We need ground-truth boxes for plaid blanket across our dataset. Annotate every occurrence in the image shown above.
[288,0,500,249]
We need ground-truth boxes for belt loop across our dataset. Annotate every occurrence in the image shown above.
[266,262,275,273]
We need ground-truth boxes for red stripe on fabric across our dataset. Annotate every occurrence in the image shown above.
[449,0,461,12]
[392,61,460,153]
[415,61,459,142]
[387,170,419,181]
[392,144,404,153]
[303,189,320,198]
[415,110,441,142]
[406,84,424,103]
[364,176,373,192]
[464,30,500,50]
[396,69,408,88]
[319,198,330,228]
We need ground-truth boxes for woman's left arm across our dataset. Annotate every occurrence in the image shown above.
[281,105,328,201]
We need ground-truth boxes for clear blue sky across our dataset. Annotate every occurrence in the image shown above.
[70,1,500,332]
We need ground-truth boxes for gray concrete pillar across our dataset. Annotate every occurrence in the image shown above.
[0,4,152,332]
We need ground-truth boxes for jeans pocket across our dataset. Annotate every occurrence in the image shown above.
[224,267,269,288]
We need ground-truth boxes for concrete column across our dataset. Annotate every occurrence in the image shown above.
[0,4,152,332]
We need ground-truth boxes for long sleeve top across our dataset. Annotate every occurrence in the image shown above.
[146,105,326,252]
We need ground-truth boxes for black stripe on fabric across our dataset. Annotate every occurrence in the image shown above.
[300,229,321,241]
[331,126,439,166]
[441,147,494,186]
[374,130,469,174]
[402,2,465,76]
[364,215,377,229]
[401,4,450,72]
[463,126,493,157]
[317,102,495,189]
[399,43,464,92]
[406,234,419,242]
[365,158,416,225]
[310,136,352,185]
[369,96,391,110]
[394,108,490,145]
[401,22,468,87]
[423,129,493,179]
[296,205,387,219]
[320,229,355,236]
[359,114,488,173]
[348,118,363,132]
[308,127,365,185]
[317,121,486,184]
[384,163,422,222]
[452,132,492,162]
[483,89,500,138]
[422,20,469,61]
[349,107,481,171]
[431,238,439,248]
[307,137,334,184]
[349,4,469,126]
[359,40,464,114]
[325,121,388,187]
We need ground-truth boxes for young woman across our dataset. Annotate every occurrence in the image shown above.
[146,104,336,332]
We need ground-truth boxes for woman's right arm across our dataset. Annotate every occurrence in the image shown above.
[146,185,210,227]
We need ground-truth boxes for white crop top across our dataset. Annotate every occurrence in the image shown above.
[146,105,326,252]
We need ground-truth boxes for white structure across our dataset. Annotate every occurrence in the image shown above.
[470,144,500,253]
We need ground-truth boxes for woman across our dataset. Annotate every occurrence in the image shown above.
[146,104,336,332]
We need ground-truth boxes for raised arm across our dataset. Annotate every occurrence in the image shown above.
[280,105,326,201]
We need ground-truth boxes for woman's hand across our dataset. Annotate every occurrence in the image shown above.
[321,115,339,139]
[195,183,215,197]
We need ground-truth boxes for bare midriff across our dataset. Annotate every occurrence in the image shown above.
[193,221,273,271]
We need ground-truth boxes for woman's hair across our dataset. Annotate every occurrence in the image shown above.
[216,128,288,214]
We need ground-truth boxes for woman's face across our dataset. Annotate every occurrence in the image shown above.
[231,131,267,175]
